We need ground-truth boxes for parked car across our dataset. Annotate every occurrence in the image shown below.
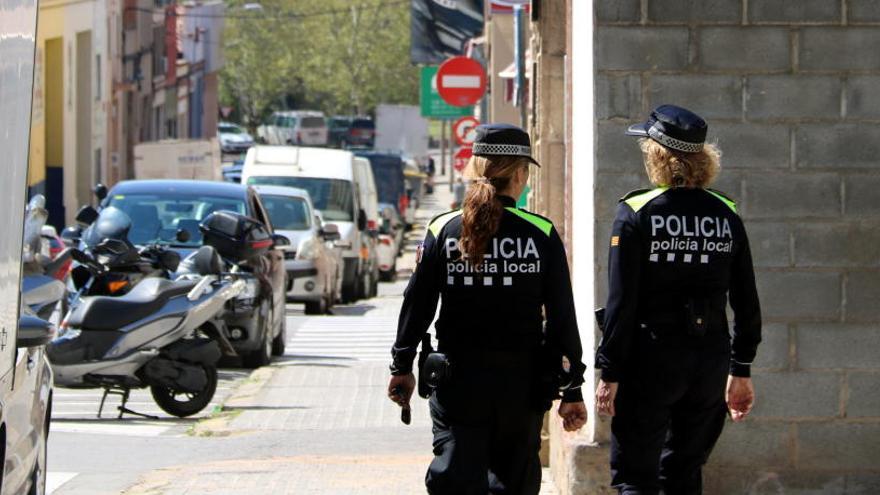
[102,180,288,367]
[257,111,328,146]
[218,121,255,155]
[222,160,244,183]
[253,185,343,314]
[352,155,380,298]
[376,203,404,281]
[242,146,373,303]
[328,116,375,148]
[355,151,410,228]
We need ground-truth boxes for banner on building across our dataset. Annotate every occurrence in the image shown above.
[411,0,485,65]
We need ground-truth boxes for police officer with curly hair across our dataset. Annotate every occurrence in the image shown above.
[595,105,762,495]
[388,124,587,495]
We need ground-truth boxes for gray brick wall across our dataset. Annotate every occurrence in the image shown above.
[590,0,880,491]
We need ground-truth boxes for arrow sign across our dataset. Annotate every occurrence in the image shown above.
[454,147,473,172]
[453,116,480,147]
[437,57,487,107]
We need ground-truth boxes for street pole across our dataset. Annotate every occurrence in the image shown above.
[514,4,527,129]
[449,119,455,192]
[440,119,447,176]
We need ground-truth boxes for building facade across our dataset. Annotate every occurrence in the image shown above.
[29,0,110,227]
[523,0,880,492]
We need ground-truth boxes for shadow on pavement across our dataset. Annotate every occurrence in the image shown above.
[328,304,376,316]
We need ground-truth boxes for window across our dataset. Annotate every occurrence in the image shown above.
[300,116,325,128]
[260,195,311,231]
[95,54,102,100]
[106,193,247,246]
[247,176,354,222]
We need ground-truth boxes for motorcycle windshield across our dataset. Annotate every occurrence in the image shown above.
[82,206,133,249]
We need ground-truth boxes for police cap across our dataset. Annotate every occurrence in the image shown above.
[472,123,540,166]
[625,104,707,154]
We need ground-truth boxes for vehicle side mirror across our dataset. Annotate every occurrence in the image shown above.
[272,234,291,247]
[93,183,108,202]
[17,315,54,348]
[75,205,99,226]
[357,209,367,231]
[320,223,341,241]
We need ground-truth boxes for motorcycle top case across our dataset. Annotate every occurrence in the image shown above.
[199,210,272,262]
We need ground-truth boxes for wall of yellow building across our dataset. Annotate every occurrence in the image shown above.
[27,5,65,190]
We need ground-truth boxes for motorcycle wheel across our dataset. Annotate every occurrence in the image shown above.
[150,365,218,418]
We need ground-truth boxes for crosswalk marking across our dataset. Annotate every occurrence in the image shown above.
[285,315,399,362]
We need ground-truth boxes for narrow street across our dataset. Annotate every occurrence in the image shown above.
[46,178,555,494]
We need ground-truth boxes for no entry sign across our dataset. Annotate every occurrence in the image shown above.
[454,147,473,172]
[453,116,480,146]
[437,57,487,107]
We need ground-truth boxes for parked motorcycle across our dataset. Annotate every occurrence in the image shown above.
[22,195,70,323]
[46,209,252,418]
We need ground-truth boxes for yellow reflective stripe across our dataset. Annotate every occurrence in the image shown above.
[505,207,553,236]
[624,187,668,212]
[706,190,737,213]
[428,210,462,237]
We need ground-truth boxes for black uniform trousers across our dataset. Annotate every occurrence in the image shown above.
[610,331,729,495]
[425,351,545,495]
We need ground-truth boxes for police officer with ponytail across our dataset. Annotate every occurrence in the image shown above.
[388,124,587,494]
[596,105,762,494]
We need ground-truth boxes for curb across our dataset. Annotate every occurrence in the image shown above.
[188,365,277,437]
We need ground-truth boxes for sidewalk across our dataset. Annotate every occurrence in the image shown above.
[120,179,559,494]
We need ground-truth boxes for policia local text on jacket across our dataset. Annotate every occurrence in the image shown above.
[391,196,586,494]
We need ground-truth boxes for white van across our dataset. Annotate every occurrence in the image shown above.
[257,111,328,146]
[353,157,380,297]
[242,146,375,302]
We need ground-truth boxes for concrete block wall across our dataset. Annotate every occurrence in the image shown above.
[587,0,880,492]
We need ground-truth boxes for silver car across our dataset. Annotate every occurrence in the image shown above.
[253,185,342,314]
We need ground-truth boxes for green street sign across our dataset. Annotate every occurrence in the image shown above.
[420,66,474,119]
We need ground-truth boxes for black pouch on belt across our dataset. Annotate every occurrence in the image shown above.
[422,352,451,389]
[684,296,709,338]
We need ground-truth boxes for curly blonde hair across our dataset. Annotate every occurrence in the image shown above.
[639,138,721,188]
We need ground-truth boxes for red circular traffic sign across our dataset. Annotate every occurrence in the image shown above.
[453,116,480,146]
[437,57,487,107]
[454,147,473,172]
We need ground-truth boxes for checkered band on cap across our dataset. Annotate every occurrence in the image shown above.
[648,126,703,153]
[472,143,532,157]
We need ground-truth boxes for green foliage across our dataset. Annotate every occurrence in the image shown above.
[220,0,418,129]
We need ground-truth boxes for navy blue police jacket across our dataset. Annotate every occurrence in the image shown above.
[596,187,762,382]
[391,195,586,402]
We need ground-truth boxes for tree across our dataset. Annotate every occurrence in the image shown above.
[220,0,419,124]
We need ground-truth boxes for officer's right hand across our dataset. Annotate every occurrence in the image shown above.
[596,379,618,416]
[387,373,416,407]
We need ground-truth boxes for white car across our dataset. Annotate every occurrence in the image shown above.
[376,203,403,281]
[257,111,328,146]
[218,122,255,155]
[253,184,342,314]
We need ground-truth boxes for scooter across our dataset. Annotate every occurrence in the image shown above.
[21,195,71,323]
[46,211,249,418]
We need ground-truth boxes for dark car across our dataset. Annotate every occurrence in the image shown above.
[329,116,375,148]
[354,151,408,220]
[103,180,288,367]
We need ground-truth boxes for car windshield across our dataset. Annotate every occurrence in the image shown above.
[301,116,325,128]
[219,124,245,134]
[330,117,352,129]
[260,194,311,231]
[364,156,405,204]
[106,192,247,246]
[247,176,353,222]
